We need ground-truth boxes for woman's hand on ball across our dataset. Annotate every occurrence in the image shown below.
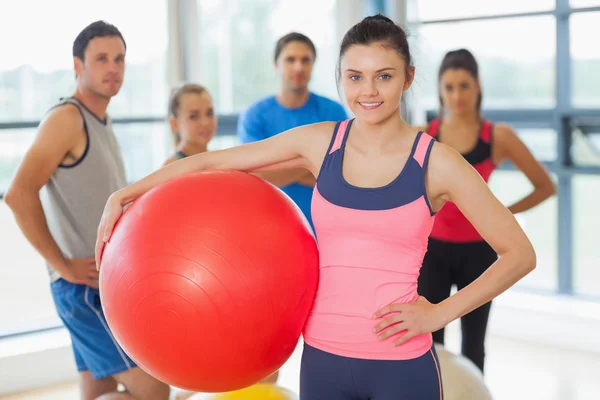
[372,296,446,346]
[95,194,124,270]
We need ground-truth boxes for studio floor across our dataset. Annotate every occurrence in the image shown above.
[3,321,600,400]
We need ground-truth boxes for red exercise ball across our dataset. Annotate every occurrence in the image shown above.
[99,170,319,392]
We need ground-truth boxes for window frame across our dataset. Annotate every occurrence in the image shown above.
[3,0,600,341]
[404,0,600,298]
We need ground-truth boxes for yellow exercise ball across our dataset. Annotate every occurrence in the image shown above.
[188,384,298,400]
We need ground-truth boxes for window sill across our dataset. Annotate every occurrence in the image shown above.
[0,328,77,395]
[490,289,600,352]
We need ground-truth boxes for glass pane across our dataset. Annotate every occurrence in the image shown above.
[488,171,558,291]
[198,0,340,114]
[0,123,241,195]
[116,125,241,180]
[570,0,600,6]
[113,122,171,182]
[573,175,600,297]
[0,121,241,336]
[0,0,168,121]
[408,0,555,21]
[571,128,600,166]
[412,16,556,110]
[209,135,240,151]
[571,12,600,108]
[0,201,61,335]
[515,128,557,162]
[0,128,37,193]
[0,122,175,335]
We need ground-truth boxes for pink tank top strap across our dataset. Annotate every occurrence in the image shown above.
[413,132,434,167]
[329,120,350,154]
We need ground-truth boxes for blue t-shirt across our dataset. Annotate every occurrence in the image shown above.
[237,92,348,229]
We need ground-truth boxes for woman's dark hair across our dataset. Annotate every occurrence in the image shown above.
[274,32,317,62]
[437,48,482,118]
[336,14,412,92]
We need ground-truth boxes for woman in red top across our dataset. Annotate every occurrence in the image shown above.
[417,49,556,373]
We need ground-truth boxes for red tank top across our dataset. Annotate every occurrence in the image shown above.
[427,119,495,243]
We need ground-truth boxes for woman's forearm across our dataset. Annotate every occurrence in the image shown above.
[117,153,210,206]
[437,246,536,326]
[113,132,309,207]
[507,184,556,214]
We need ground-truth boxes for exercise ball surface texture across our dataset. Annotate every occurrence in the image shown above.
[99,170,319,392]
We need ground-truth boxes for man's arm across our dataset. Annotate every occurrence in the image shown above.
[237,107,307,187]
[5,105,97,284]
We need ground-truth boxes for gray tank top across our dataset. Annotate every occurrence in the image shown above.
[41,97,127,282]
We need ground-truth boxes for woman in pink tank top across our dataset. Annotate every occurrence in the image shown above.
[97,15,537,400]
[417,49,556,374]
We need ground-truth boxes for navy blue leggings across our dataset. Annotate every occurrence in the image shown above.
[300,344,443,400]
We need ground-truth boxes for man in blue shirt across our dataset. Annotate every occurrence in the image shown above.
[238,32,348,230]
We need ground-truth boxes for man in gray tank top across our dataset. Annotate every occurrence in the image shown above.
[6,21,169,400]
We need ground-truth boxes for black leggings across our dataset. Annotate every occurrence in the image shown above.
[417,238,498,373]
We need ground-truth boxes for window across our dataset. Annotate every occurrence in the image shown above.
[197,0,340,114]
[115,121,241,173]
[0,0,169,336]
[0,0,168,122]
[488,171,558,291]
[0,123,180,196]
[570,12,600,108]
[0,201,59,335]
[571,128,600,166]
[209,135,240,151]
[0,121,240,336]
[573,175,600,297]
[114,122,172,181]
[407,0,555,21]
[413,16,556,111]
[0,128,36,193]
[516,128,558,162]
[570,0,600,7]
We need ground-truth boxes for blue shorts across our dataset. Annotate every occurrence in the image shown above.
[300,343,443,400]
[50,278,137,379]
